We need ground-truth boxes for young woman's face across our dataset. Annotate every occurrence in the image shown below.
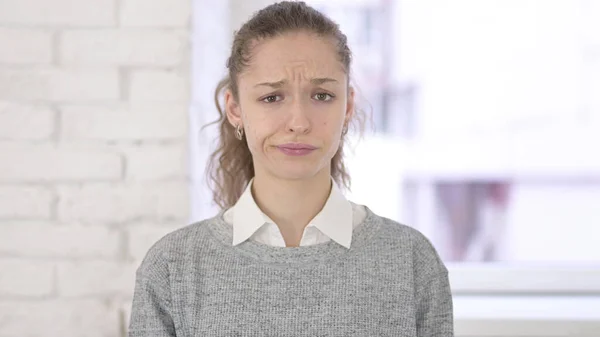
[226,31,354,182]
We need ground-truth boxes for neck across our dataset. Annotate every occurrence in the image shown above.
[251,168,332,246]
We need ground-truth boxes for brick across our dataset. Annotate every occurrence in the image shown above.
[127,223,182,260]
[130,69,189,102]
[0,300,120,337]
[0,0,116,27]
[60,30,187,66]
[0,223,119,258]
[0,68,119,102]
[56,261,137,297]
[125,144,188,181]
[120,0,191,27]
[0,28,52,64]
[0,259,53,297]
[0,101,54,140]
[57,182,190,223]
[60,105,187,141]
[0,144,122,182]
[0,185,53,219]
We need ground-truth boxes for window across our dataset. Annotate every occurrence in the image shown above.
[307,0,600,294]
[192,0,600,294]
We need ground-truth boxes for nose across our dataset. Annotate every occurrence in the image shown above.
[286,99,311,134]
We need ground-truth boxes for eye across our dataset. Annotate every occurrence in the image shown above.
[261,95,282,103]
[313,92,334,101]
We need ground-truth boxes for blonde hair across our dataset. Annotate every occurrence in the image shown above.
[205,1,367,209]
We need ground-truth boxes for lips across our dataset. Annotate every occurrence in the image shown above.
[276,143,317,156]
[277,143,317,150]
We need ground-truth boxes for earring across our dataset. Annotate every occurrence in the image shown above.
[341,124,348,136]
[235,124,244,140]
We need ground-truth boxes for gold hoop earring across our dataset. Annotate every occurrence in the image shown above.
[235,124,244,140]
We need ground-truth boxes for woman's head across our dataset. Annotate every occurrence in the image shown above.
[207,1,366,209]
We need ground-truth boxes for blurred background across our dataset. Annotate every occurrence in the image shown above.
[1,0,599,336]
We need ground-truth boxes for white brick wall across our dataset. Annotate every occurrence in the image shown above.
[0,260,54,297]
[0,186,54,219]
[0,0,191,335]
[0,68,120,102]
[124,144,188,181]
[0,144,122,182]
[0,28,53,65]
[60,30,187,67]
[0,102,55,140]
[60,105,188,141]
[57,182,190,223]
[0,223,121,258]
[129,69,189,102]
[0,0,116,27]
[120,0,191,27]
[0,300,122,337]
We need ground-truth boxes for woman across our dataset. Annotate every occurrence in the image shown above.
[129,2,453,336]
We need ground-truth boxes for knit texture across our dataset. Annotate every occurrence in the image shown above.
[129,207,454,336]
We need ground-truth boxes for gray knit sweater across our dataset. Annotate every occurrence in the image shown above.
[129,207,453,336]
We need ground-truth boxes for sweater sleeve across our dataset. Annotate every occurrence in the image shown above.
[129,240,177,337]
[412,230,454,337]
[415,271,454,336]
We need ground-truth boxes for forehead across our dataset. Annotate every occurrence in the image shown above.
[241,32,345,80]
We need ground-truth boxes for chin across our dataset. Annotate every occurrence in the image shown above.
[271,164,324,181]
[274,170,317,181]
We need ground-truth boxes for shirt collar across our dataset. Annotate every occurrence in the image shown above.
[231,178,269,246]
[231,177,354,248]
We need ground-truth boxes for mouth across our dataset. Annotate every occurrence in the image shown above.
[276,143,317,156]
[277,143,317,150]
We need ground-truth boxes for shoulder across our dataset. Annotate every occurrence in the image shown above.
[371,211,435,250]
[136,215,221,276]
[369,210,448,275]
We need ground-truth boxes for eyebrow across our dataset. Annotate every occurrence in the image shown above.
[254,78,338,88]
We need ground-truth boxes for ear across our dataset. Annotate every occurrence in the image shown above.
[345,86,355,124]
[225,89,243,128]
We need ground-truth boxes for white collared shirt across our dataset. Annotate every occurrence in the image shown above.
[223,178,366,248]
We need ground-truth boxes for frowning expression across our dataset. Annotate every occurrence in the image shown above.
[225,31,354,181]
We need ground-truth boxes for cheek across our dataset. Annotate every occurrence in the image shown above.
[244,107,284,135]
[243,118,272,153]
[243,123,260,150]
[321,116,343,137]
